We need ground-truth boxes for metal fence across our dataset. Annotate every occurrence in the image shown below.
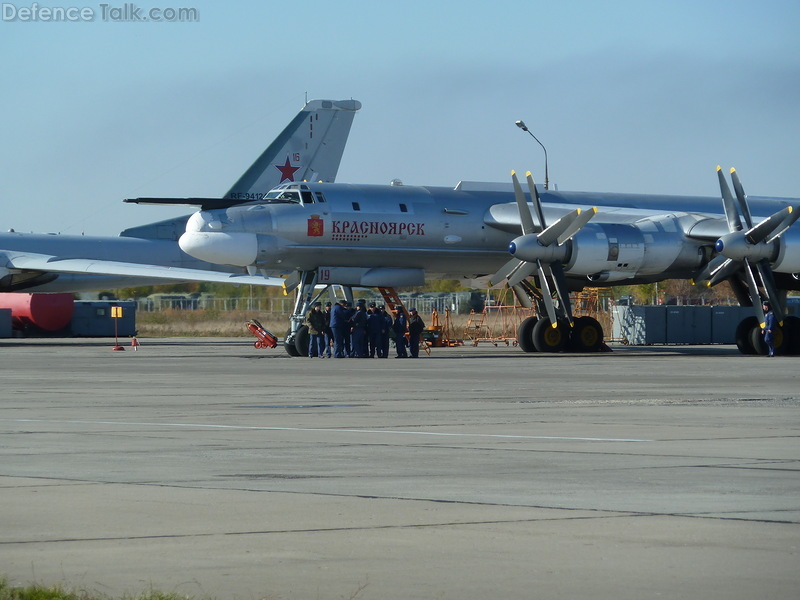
[134,296,294,313]
[132,293,468,314]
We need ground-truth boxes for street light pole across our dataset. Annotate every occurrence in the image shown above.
[515,120,549,190]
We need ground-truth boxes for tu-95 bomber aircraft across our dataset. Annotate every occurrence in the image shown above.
[132,166,800,357]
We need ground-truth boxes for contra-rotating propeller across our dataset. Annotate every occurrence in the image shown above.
[489,170,596,326]
[693,167,800,325]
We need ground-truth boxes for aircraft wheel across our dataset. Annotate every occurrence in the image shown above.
[735,317,758,355]
[750,320,786,355]
[782,316,800,355]
[284,328,300,357]
[532,317,568,353]
[569,316,604,352]
[517,316,538,353]
[749,324,770,355]
[294,325,310,356]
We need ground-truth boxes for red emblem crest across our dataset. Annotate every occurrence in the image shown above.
[307,214,324,237]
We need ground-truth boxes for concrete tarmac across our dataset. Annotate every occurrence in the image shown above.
[1,338,799,599]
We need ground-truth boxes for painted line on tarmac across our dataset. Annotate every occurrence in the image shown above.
[3,418,652,443]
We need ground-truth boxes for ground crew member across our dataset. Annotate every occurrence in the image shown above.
[351,303,368,357]
[344,300,355,357]
[393,309,408,358]
[323,302,333,358]
[366,303,382,357]
[306,302,327,358]
[762,301,777,357]
[379,306,393,358]
[407,307,425,358]
[330,299,349,358]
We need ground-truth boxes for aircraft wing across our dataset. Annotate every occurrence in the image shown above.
[1,251,285,287]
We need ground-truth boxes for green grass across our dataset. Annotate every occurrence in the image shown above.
[0,579,368,600]
[0,581,196,600]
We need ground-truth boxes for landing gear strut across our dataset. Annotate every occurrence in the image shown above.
[282,269,356,357]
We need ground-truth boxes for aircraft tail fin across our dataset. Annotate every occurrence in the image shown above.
[122,98,361,239]
[224,98,361,201]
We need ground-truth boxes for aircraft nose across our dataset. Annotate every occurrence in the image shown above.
[179,231,258,267]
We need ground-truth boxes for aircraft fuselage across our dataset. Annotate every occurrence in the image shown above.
[178,181,800,289]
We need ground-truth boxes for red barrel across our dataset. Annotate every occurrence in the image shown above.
[0,293,74,331]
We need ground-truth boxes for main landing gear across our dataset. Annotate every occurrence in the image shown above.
[735,315,800,356]
[516,315,605,353]
[282,269,360,357]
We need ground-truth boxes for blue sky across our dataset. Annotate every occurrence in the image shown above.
[1,0,799,234]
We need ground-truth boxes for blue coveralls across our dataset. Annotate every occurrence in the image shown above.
[380,310,393,358]
[367,310,382,357]
[393,312,408,357]
[764,309,778,357]
[351,308,368,357]
[323,307,333,357]
[330,303,349,358]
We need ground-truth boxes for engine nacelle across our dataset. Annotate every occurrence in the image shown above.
[565,219,704,280]
[772,227,800,273]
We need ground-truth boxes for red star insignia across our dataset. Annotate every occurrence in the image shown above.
[275,156,300,183]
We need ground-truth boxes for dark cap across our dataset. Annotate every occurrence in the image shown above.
[313,302,322,307]
[325,302,332,307]
[409,307,417,312]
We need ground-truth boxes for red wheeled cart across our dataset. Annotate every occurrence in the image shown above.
[246,319,278,349]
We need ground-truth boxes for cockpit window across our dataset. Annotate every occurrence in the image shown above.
[264,190,301,204]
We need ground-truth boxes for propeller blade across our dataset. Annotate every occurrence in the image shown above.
[549,262,574,326]
[282,270,302,295]
[767,205,800,244]
[717,166,743,233]
[537,209,583,247]
[518,279,544,304]
[525,171,547,231]
[510,284,533,308]
[707,258,741,286]
[691,255,729,286]
[742,260,765,325]
[744,206,794,245]
[512,171,537,235]
[489,257,524,287]
[558,206,597,245]
[730,168,754,229]
[506,260,538,288]
[535,260,558,325]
